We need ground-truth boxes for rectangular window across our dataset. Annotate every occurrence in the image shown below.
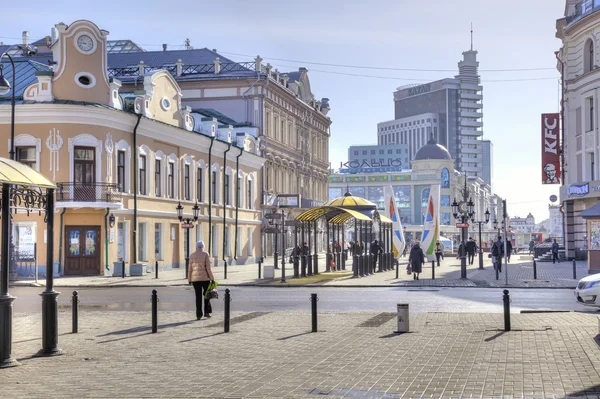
[117,151,125,193]
[139,155,147,195]
[247,179,253,209]
[379,150,384,154]
[184,164,190,201]
[154,223,163,261]
[197,167,203,202]
[138,222,148,262]
[589,97,595,131]
[167,162,174,199]
[237,176,243,207]
[212,171,217,204]
[354,150,358,155]
[16,146,36,168]
[224,174,230,205]
[155,159,161,197]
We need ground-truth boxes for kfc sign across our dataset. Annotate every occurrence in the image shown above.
[541,113,560,184]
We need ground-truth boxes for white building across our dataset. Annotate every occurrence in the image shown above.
[377,113,440,163]
[510,213,536,233]
[556,0,600,258]
[549,205,564,238]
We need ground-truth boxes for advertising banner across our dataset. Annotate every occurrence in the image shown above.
[421,184,440,257]
[542,113,560,184]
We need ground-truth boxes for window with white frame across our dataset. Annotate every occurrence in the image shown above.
[197,160,205,202]
[115,140,131,193]
[154,151,165,197]
[154,223,163,261]
[138,145,151,196]
[247,175,254,209]
[211,163,220,204]
[138,222,148,261]
[237,172,244,208]
[13,134,41,172]
[167,154,178,199]
[224,167,232,206]
[182,156,193,201]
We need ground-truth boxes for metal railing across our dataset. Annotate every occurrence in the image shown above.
[56,182,123,203]
[107,62,256,78]
[567,0,600,24]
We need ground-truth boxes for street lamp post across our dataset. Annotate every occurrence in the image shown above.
[451,178,475,279]
[176,202,199,279]
[280,209,286,283]
[472,209,491,270]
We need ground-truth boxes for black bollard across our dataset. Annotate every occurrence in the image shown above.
[155,261,158,279]
[294,256,299,278]
[533,260,537,280]
[310,293,318,332]
[224,288,231,333]
[224,261,228,280]
[431,260,435,280]
[258,259,262,279]
[122,260,126,279]
[151,289,158,334]
[71,291,79,334]
[495,260,499,280]
[503,289,511,331]
[573,259,577,280]
[396,261,399,279]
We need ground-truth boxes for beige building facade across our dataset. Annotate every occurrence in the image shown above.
[0,20,265,277]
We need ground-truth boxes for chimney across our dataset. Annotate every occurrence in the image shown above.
[212,49,217,52]
[299,67,308,73]
[22,31,29,46]
[162,43,167,51]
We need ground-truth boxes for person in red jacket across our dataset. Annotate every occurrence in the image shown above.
[188,241,215,320]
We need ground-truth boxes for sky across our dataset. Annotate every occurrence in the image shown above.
[1,0,565,222]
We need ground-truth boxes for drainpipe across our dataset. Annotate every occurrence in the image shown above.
[260,76,269,261]
[234,147,243,260]
[207,137,215,255]
[57,208,66,275]
[132,114,142,264]
[222,143,232,262]
[104,208,110,272]
[555,51,566,185]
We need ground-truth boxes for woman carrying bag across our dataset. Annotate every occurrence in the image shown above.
[188,241,215,320]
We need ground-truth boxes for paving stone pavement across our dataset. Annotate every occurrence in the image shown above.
[10,254,590,289]
[4,309,600,398]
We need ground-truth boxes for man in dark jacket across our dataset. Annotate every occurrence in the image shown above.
[466,238,477,265]
[408,241,425,280]
[370,240,382,269]
[506,240,513,263]
[552,239,560,264]
[492,236,504,273]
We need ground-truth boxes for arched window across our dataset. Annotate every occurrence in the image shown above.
[247,174,255,209]
[585,38,595,74]
[441,168,450,188]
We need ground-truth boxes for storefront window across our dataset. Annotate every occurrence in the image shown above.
[393,186,411,208]
[368,187,384,208]
[348,186,365,197]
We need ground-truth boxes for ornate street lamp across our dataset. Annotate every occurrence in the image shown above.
[471,208,490,270]
[176,202,200,279]
[451,175,476,279]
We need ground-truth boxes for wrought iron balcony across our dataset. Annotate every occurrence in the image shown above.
[56,182,123,204]
[567,0,600,25]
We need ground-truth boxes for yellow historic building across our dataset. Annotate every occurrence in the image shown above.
[0,20,265,276]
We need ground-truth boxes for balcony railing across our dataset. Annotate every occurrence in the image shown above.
[567,0,600,25]
[56,182,123,203]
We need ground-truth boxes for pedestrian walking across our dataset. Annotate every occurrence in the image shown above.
[529,240,535,256]
[492,236,504,273]
[506,240,513,263]
[188,241,215,320]
[552,239,560,264]
[466,237,477,265]
[434,240,443,267]
[408,240,425,280]
[370,240,382,269]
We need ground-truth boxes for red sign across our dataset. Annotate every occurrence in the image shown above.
[456,223,469,228]
[542,113,560,184]
[181,223,195,229]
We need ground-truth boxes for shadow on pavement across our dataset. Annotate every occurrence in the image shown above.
[97,320,192,337]
[277,331,313,340]
[484,331,507,342]
[97,331,153,344]
[179,332,225,343]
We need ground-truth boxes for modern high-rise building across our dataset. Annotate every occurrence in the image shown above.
[376,113,439,163]
[392,49,489,184]
[481,140,493,192]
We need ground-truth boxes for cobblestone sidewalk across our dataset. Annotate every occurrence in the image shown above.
[4,310,600,398]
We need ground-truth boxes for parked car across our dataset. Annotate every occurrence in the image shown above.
[574,274,600,307]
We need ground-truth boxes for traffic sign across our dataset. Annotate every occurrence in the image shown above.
[181,223,195,229]
[455,223,469,228]
[265,213,283,220]
[263,227,280,234]
[549,194,558,203]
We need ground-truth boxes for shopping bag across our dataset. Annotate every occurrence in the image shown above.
[204,281,219,300]
[406,263,412,275]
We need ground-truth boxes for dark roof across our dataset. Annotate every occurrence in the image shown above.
[580,202,600,219]
[0,59,53,99]
[286,71,302,82]
[414,137,452,161]
[192,108,251,128]
[107,47,239,69]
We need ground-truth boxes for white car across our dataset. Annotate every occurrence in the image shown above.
[575,273,600,307]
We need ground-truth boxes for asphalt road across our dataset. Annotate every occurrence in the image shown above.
[8,286,598,314]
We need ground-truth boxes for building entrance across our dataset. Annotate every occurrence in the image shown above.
[64,226,101,275]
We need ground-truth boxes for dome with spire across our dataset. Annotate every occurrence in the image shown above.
[414,136,452,161]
